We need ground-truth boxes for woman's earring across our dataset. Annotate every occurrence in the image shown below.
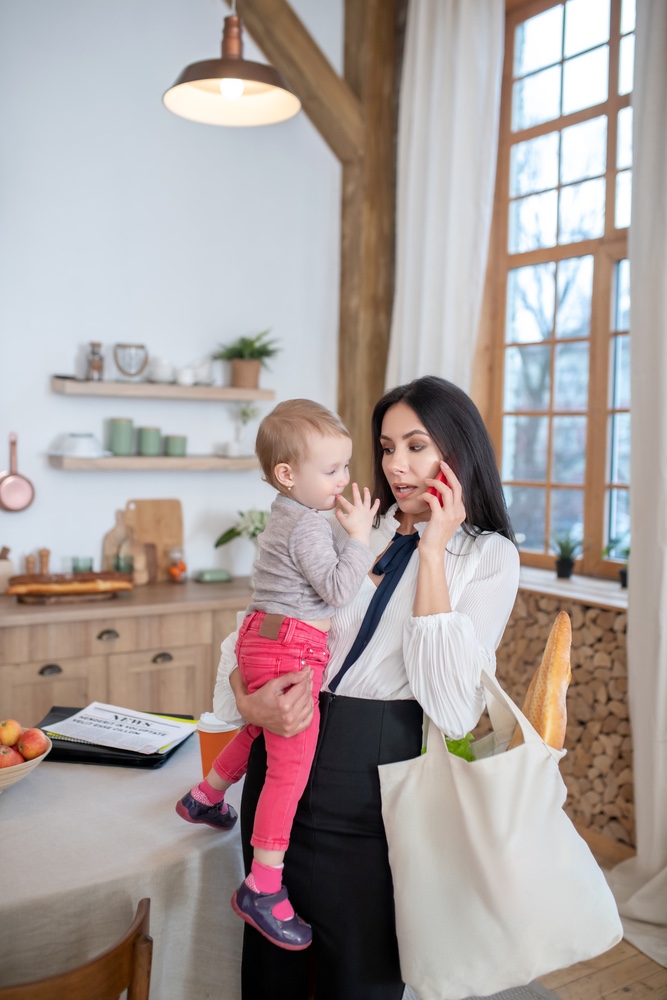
[287,485,292,491]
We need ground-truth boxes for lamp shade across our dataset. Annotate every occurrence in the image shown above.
[163,14,301,127]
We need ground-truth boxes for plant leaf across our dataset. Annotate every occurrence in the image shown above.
[214,527,242,547]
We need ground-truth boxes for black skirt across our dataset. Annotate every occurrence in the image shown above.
[240,692,424,1000]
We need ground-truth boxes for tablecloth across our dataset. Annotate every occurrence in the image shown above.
[0,736,245,999]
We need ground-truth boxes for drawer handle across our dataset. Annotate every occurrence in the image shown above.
[97,629,120,641]
[38,663,63,676]
[152,651,174,664]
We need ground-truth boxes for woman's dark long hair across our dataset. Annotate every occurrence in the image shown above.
[371,376,516,542]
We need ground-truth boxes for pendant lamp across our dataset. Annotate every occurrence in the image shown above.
[163,9,301,127]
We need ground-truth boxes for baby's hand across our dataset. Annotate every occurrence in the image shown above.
[334,483,379,545]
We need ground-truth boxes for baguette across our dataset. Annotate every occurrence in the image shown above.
[7,579,132,595]
[507,610,572,752]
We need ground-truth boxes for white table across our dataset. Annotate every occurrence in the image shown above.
[0,737,245,999]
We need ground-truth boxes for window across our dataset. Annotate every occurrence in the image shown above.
[492,0,633,576]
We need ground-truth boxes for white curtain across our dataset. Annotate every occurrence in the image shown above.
[605,0,667,967]
[385,0,504,393]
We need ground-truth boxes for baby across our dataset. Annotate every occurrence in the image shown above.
[176,399,378,950]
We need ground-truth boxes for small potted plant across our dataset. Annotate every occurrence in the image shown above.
[551,530,583,579]
[212,330,280,389]
[603,536,630,588]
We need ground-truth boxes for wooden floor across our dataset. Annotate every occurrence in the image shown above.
[536,828,667,999]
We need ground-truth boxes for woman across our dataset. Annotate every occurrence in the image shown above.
[214,376,520,1000]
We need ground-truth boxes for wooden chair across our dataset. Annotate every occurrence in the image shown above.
[0,898,153,1000]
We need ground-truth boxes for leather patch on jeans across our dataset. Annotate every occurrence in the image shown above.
[258,614,286,640]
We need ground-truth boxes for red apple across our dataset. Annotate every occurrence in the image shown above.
[0,719,22,746]
[0,746,25,767]
[17,728,50,760]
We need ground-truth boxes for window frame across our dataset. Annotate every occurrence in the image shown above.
[489,0,631,579]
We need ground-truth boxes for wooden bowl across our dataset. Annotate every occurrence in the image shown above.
[0,737,52,793]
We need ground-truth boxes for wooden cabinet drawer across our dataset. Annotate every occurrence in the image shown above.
[0,657,108,727]
[107,645,212,718]
[0,612,214,663]
[1,622,95,663]
[133,612,213,652]
[0,620,136,661]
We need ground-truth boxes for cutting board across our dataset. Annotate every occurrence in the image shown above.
[124,500,184,582]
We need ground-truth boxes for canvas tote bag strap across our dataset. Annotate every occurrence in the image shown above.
[481,668,565,760]
[480,668,540,745]
[422,715,443,754]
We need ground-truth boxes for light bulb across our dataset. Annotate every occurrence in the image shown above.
[219,78,245,100]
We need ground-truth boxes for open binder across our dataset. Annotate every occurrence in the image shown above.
[37,706,195,769]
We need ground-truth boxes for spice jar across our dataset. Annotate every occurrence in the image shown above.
[86,342,104,381]
[168,547,187,582]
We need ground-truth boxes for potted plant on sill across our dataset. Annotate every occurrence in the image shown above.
[603,537,630,588]
[212,330,280,389]
[552,530,583,579]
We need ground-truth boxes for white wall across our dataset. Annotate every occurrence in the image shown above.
[0,0,343,579]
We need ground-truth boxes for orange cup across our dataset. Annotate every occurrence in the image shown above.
[197,713,239,777]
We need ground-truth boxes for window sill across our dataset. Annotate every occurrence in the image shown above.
[519,566,628,611]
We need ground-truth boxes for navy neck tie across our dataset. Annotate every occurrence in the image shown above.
[328,530,420,693]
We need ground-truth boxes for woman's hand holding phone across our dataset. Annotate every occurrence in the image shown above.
[426,469,449,506]
[421,462,466,551]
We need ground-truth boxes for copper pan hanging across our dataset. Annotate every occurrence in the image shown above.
[0,433,35,512]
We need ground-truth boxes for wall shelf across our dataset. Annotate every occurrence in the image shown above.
[48,455,259,472]
[51,376,275,402]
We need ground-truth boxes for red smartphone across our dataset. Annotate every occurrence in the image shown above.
[426,470,449,506]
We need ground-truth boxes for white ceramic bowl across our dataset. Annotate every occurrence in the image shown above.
[62,433,108,457]
[0,736,52,793]
[49,433,111,459]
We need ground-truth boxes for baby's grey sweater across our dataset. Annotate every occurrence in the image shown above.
[247,493,375,619]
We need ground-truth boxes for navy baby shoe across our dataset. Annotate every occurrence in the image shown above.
[231,881,312,951]
[175,791,238,831]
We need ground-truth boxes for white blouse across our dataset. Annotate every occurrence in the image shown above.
[213,505,520,738]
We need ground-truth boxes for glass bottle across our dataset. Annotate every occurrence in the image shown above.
[168,547,187,582]
[114,527,134,575]
[86,342,104,381]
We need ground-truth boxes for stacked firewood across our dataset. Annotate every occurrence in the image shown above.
[482,591,634,848]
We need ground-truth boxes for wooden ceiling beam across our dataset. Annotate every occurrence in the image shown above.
[230,0,364,163]
[337,0,400,484]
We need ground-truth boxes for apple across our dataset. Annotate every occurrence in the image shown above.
[0,719,22,746]
[0,745,25,767]
[17,728,50,760]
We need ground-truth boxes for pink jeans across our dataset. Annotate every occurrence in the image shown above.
[212,610,329,852]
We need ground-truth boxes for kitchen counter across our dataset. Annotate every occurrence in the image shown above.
[0,579,253,724]
[0,578,252,627]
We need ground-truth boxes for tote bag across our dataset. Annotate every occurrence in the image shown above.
[378,669,622,1000]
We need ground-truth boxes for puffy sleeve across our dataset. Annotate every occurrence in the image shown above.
[212,611,247,727]
[403,533,520,738]
[289,512,374,608]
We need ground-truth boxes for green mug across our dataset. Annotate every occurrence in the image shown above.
[165,435,187,457]
[109,418,134,456]
[138,426,161,456]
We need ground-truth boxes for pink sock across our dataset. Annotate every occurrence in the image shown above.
[246,861,294,920]
[191,779,227,809]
